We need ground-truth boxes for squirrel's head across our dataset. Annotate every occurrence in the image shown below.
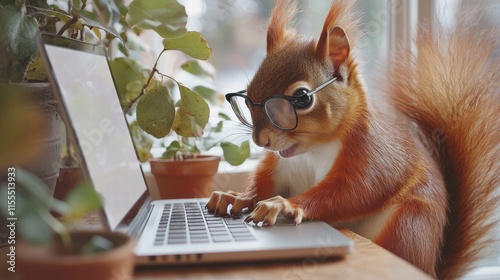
[245,0,364,158]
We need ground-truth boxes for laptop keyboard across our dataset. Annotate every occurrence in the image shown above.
[154,202,256,246]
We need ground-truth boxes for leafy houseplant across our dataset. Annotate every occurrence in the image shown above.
[101,0,252,198]
[1,0,251,197]
[108,1,251,165]
[0,0,122,193]
[0,94,134,280]
[0,169,136,280]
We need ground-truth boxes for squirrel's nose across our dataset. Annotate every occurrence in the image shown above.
[253,129,272,148]
[255,136,271,148]
[263,138,271,148]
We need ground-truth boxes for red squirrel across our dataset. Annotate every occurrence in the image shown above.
[206,0,500,278]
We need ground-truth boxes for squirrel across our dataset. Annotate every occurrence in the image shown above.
[206,0,500,278]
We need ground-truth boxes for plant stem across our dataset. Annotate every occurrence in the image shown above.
[57,0,87,37]
[56,15,78,36]
[123,49,168,114]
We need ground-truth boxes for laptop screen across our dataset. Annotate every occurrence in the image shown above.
[39,34,147,229]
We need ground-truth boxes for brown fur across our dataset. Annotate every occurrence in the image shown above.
[386,8,500,279]
[207,1,499,278]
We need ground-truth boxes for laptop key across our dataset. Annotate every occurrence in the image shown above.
[168,236,187,243]
[210,231,230,236]
[212,235,232,242]
[191,239,210,244]
[228,227,250,233]
[233,236,256,242]
[207,223,225,228]
[209,227,228,233]
[189,226,207,231]
[190,230,208,236]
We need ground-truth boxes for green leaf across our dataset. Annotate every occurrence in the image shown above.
[0,5,38,60]
[193,85,218,105]
[92,0,121,27]
[117,41,130,56]
[213,120,224,133]
[0,180,52,245]
[171,109,203,137]
[62,182,103,221]
[72,9,120,38]
[113,0,128,16]
[16,193,53,244]
[161,149,177,159]
[109,57,144,106]
[129,120,153,162]
[163,31,211,60]
[16,169,54,209]
[25,55,47,81]
[81,236,114,254]
[221,141,251,166]
[136,82,175,138]
[181,60,216,79]
[29,6,72,22]
[218,112,231,121]
[126,0,187,38]
[172,85,209,137]
[135,146,152,162]
[162,141,181,159]
[179,85,210,128]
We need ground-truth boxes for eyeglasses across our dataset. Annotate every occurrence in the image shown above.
[225,77,337,130]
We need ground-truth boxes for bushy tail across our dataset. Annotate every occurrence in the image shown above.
[385,6,500,280]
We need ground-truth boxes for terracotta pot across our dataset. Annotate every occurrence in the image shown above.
[18,231,136,280]
[150,156,220,199]
[54,166,83,201]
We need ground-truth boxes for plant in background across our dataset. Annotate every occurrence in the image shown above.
[0,0,120,83]
[105,0,251,165]
[0,0,250,165]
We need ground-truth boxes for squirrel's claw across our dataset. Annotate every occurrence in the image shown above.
[244,196,304,226]
[206,191,255,216]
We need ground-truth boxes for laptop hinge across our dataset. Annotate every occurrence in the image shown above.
[115,192,152,237]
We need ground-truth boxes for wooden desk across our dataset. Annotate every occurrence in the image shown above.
[1,211,431,280]
[132,229,431,280]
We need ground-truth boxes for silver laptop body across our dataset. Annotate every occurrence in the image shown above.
[36,33,353,265]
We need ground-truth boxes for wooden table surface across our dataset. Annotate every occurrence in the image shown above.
[1,210,431,280]
[132,228,431,280]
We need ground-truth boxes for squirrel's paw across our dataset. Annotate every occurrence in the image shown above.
[244,196,304,226]
[205,191,256,217]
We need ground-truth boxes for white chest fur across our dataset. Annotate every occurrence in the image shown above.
[273,140,342,197]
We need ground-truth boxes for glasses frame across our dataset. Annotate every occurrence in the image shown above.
[225,76,337,131]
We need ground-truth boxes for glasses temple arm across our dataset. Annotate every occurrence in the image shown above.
[306,76,338,96]
[228,90,247,95]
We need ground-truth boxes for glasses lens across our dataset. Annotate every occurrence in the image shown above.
[229,95,253,127]
[264,97,297,130]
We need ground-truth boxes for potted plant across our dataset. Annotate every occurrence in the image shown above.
[0,170,136,280]
[0,93,135,280]
[54,133,83,201]
[0,0,122,194]
[1,0,250,199]
[114,40,251,199]
[104,0,251,199]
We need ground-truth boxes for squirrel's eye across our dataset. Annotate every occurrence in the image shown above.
[293,88,312,109]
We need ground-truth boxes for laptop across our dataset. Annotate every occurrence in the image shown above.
[36,32,353,265]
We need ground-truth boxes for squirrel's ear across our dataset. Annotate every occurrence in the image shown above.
[267,0,297,54]
[316,26,350,71]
